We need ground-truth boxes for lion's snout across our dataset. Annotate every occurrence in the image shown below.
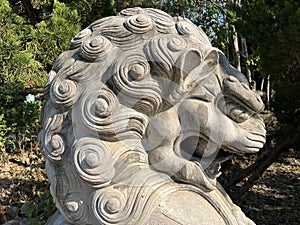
[223,76,265,113]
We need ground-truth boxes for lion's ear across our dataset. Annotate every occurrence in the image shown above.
[204,49,219,67]
[174,49,220,91]
[174,49,202,82]
[178,49,219,90]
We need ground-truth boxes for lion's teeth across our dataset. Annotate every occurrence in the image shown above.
[205,163,222,179]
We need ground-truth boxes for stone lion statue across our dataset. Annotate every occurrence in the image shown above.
[40,7,266,225]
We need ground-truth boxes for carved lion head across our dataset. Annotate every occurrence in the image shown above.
[40,7,265,224]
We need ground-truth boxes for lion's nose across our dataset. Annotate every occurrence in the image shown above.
[223,76,265,113]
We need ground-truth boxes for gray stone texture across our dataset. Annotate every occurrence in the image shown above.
[40,7,266,224]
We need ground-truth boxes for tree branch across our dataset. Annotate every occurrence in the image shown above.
[226,132,298,202]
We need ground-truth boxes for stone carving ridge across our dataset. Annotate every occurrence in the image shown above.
[40,7,266,225]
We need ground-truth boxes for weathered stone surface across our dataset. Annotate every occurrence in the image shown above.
[40,7,266,225]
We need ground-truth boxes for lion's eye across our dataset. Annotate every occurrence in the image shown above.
[218,97,252,123]
[190,94,212,103]
[228,107,250,123]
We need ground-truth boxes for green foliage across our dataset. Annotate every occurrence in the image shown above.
[0,0,80,153]
[61,0,115,28]
[16,96,42,140]
[158,0,232,53]
[273,78,300,144]
[0,114,10,150]
[0,0,43,86]
[28,0,81,72]
[22,191,56,224]
[236,0,300,145]
[0,0,80,87]
[0,88,42,150]
[236,0,300,78]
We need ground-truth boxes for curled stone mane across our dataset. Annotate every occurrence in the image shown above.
[40,7,266,225]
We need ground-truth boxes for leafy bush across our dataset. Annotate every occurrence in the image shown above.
[0,0,44,87]
[0,89,42,151]
[27,0,81,72]
[0,114,10,150]
[0,0,81,153]
[22,191,56,225]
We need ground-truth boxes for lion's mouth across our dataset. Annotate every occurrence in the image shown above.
[204,149,232,179]
[179,127,265,180]
[179,135,233,179]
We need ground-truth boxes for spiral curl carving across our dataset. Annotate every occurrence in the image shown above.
[110,54,162,115]
[44,70,57,96]
[124,14,153,34]
[81,87,116,130]
[91,170,167,224]
[144,36,184,85]
[93,189,127,224]
[49,134,65,157]
[121,8,175,34]
[176,19,195,36]
[63,193,87,222]
[50,79,77,109]
[176,18,211,46]
[79,36,112,61]
[91,17,142,50]
[94,88,117,118]
[79,86,148,141]
[73,138,115,187]
[43,114,66,162]
[40,7,261,225]
[167,37,187,52]
[120,7,144,16]
[145,8,175,34]
[70,28,92,49]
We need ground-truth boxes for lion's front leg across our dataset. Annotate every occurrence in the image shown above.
[144,107,217,192]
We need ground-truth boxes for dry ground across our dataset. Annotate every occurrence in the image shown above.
[239,148,300,225]
[0,146,49,224]
[0,146,299,224]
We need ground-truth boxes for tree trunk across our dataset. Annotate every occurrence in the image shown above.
[232,25,241,71]
[20,0,39,25]
[266,75,270,110]
[241,37,252,83]
[225,130,298,202]
[228,0,241,71]
[260,78,265,91]
[231,141,292,201]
